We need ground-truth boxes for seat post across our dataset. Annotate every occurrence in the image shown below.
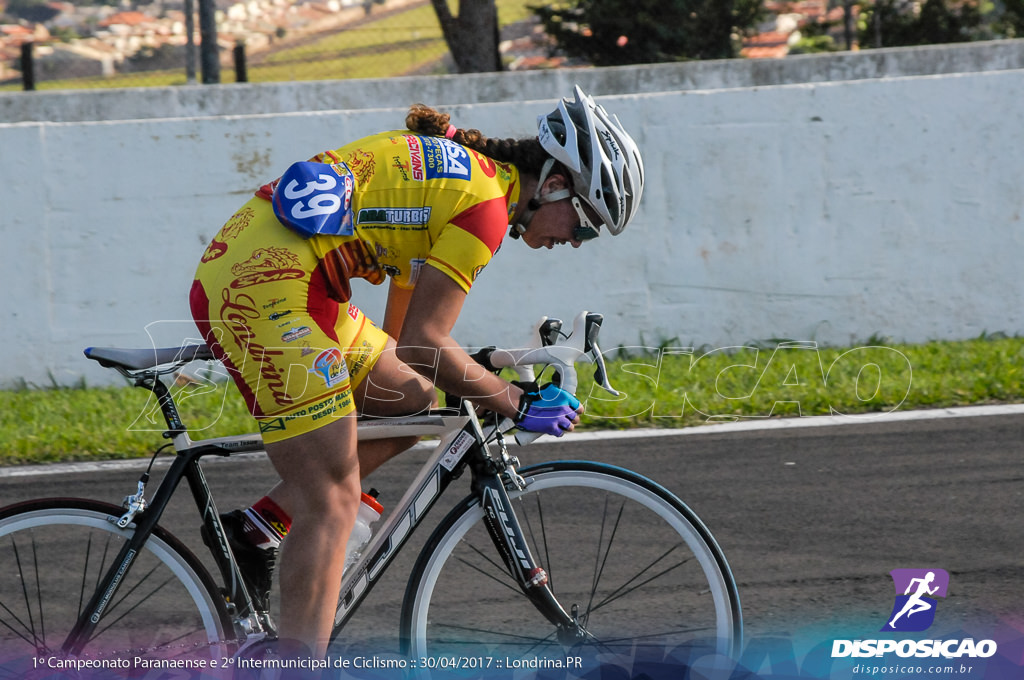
[134,373,187,437]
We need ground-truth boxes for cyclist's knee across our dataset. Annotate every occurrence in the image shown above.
[291,470,361,524]
[356,356,436,417]
[265,420,362,519]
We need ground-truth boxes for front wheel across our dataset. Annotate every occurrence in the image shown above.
[400,461,741,664]
[0,499,234,677]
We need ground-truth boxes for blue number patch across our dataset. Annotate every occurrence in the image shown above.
[272,161,355,237]
[419,137,472,180]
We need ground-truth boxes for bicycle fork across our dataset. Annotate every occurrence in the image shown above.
[476,473,588,647]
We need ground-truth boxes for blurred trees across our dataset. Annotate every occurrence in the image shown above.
[858,0,984,47]
[526,1,1024,67]
[5,0,61,23]
[529,0,764,64]
[996,0,1024,36]
[838,1,1024,50]
[429,0,502,72]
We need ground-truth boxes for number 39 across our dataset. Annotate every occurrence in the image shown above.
[283,174,341,218]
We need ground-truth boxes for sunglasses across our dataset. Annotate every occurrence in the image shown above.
[570,196,601,241]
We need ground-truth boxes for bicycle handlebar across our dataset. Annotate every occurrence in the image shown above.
[485,310,619,445]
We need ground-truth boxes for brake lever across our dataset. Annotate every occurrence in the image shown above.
[582,313,619,396]
[589,340,619,397]
[539,318,563,347]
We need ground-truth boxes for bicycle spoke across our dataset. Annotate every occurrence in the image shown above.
[589,548,690,614]
[0,603,36,648]
[91,571,177,643]
[95,533,114,593]
[0,538,38,648]
[520,628,560,657]
[10,535,40,649]
[582,631,624,657]
[78,532,94,620]
[101,563,164,620]
[31,535,45,650]
[517,493,554,593]
[455,546,519,595]
[597,624,721,646]
[584,497,624,627]
[586,496,609,618]
[431,621,555,646]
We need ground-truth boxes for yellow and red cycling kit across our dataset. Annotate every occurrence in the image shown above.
[190,130,521,443]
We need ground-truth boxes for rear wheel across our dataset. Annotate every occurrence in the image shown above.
[400,461,741,664]
[0,499,233,678]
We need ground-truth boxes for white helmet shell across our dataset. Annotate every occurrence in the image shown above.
[537,85,644,235]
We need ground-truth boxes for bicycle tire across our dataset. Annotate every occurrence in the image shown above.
[400,461,742,664]
[0,498,234,676]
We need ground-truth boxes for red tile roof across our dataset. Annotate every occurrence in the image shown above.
[741,45,790,59]
[98,11,150,28]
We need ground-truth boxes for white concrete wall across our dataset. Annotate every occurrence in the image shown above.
[2,67,1023,387]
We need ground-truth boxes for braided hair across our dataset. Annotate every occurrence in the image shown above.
[405,103,551,177]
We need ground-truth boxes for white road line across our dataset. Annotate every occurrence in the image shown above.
[4,403,1024,479]
[556,402,1024,443]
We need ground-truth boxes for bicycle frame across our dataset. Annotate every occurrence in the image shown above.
[69,310,616,654]
[331,407,586,645]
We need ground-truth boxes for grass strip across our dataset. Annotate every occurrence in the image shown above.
[2,335,1023,465]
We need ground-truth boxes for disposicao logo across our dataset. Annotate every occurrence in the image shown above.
[831,568,998,660]
[883,568,949,632]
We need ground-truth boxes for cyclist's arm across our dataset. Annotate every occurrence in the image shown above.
[396,266,522,420]
[382,279,414,338]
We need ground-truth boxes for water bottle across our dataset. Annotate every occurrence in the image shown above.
[344,489,382,572]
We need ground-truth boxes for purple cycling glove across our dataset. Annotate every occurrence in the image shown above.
[513,382,581,437]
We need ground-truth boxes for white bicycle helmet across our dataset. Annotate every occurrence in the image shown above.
[537,85,645,236]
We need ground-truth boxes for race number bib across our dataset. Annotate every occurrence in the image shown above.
[272,161,356,237]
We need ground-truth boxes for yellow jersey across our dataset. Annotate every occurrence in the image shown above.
[257,130,521,293]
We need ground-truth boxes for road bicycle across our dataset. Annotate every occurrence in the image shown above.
[0,311,741,677]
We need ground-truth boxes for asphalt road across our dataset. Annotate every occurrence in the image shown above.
[1,412,1021,653]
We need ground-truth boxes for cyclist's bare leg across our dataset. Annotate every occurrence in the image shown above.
[265,416,361,658]
[261,337,436,508]
[352,336,438,477]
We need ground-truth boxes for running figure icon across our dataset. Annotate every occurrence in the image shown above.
[888,572,939,628]
[883,568,949,632]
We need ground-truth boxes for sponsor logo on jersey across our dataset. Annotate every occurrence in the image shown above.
[406,135,425,180]
[230,247,305,288]
[391,156,411,181]
[357,207,432,225]
[309,348,349,389]
[346,148,376,183]
[419,136,472,180]
[281,326,311,343]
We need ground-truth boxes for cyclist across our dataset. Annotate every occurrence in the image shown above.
[189,85,644,661]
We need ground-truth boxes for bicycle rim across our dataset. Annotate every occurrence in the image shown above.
[0,499,232,678]
[401,461,741,663]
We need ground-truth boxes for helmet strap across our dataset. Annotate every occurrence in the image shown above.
[509,158,571,239]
